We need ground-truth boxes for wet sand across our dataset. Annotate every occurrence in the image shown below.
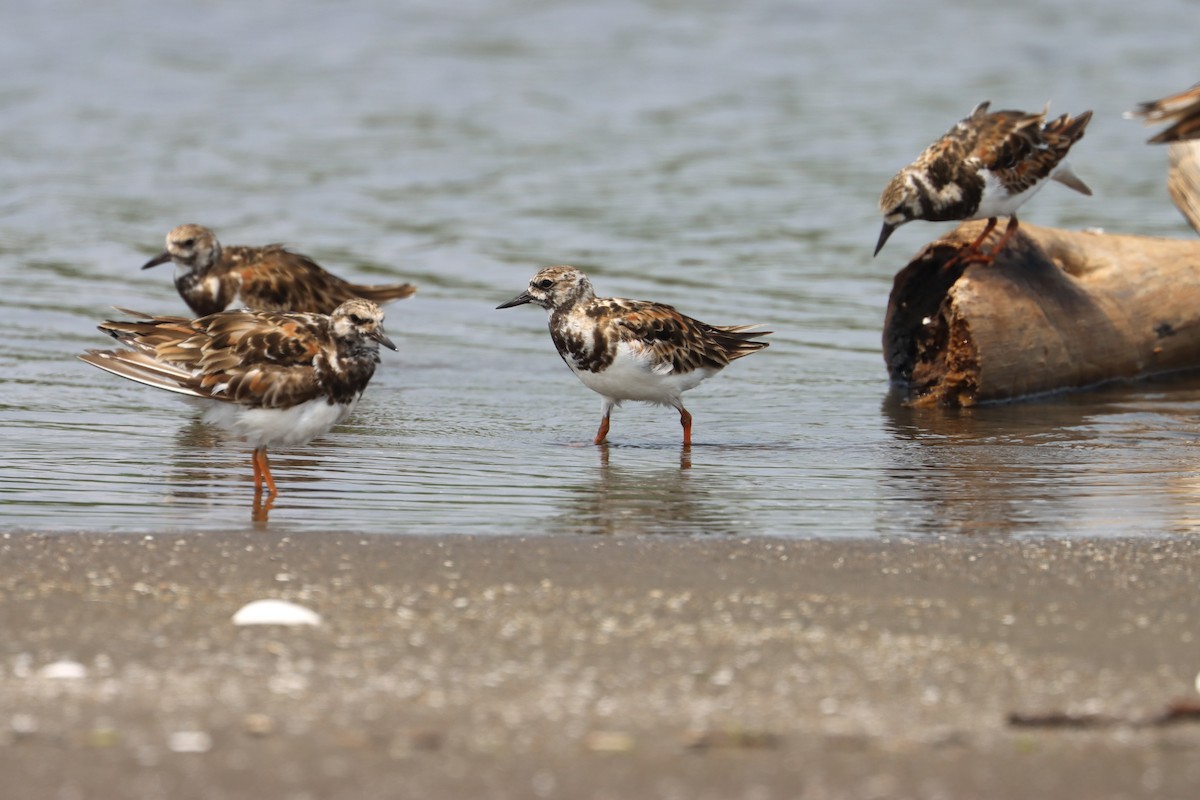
[1,531,1198,799]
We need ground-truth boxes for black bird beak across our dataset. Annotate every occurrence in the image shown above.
[370,328,398,351]
[142,251,172,270]
[496,291,533,309]
[873,222,896,257]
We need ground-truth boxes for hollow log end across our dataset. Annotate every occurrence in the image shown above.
[882,227,982,407]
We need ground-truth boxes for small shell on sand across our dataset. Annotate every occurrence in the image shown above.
[232,600,321,627]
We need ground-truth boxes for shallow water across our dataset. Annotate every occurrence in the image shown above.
[3,0,1200,536]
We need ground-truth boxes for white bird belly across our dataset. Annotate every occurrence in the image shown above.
[201,396,358,448]
[975,170,1048,219]
[570,342,712,405]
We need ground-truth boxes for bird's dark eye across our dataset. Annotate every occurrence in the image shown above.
[179,238,195,248]
[349,314,367,325]
[537,278,554,289]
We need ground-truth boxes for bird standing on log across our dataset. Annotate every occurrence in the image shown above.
[876,102,1093,265]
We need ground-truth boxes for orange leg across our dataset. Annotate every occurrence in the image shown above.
[944,217,998,269]
[252,447,279,498]
[252,450,263,495]
[679,407,693,448]
[958,216,1021,268]
[965,217,999,253]
[593,413,611,446]
[985,215,1020,259]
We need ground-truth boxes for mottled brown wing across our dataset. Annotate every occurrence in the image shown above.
[230,247,358,314]
[188,310,331,407]
[1131,84,1200,143]
[967,108,1046,174]
[235,246,415,314]
[100,309,332,409]
[609,301,769,374]
[195,359,328,409]
[98,312,196,355]
[977,108,1090,196]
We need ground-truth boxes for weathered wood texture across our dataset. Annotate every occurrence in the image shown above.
[1167,141,1200,235]
[883,221,1200,407]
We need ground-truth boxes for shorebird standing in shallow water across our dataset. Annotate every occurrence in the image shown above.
[143,224,417,316]
[79,299,396,512]
[498,266,770,446]
[875,102,1093,265]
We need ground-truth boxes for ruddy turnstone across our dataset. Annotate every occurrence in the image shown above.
[1127,83,1200,142]
[875,102,1093,263]
[142,224,417,316]
[79,299,396,499]
[497,266,770,446]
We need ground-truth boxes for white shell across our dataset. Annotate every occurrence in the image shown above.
[168,731,213,753]
[232,599,322,627]
[37,660,88,679]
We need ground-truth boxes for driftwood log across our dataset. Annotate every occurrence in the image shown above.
[883,220,1200,407]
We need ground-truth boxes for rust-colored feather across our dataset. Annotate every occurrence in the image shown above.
[89,304,387,410]
[971,106,1091,195]
[233,248,417,314]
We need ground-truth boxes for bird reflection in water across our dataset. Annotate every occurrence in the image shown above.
[547,443,742,537]
[165,416,325,523]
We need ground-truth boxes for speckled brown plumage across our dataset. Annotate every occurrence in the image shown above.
[142,224,417,316]
[551,299,766,376]
[497,266,769,446]
[876,102,1092,260]
[79,299,396,499]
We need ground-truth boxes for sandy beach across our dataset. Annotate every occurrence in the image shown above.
[1,531,1198,799]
